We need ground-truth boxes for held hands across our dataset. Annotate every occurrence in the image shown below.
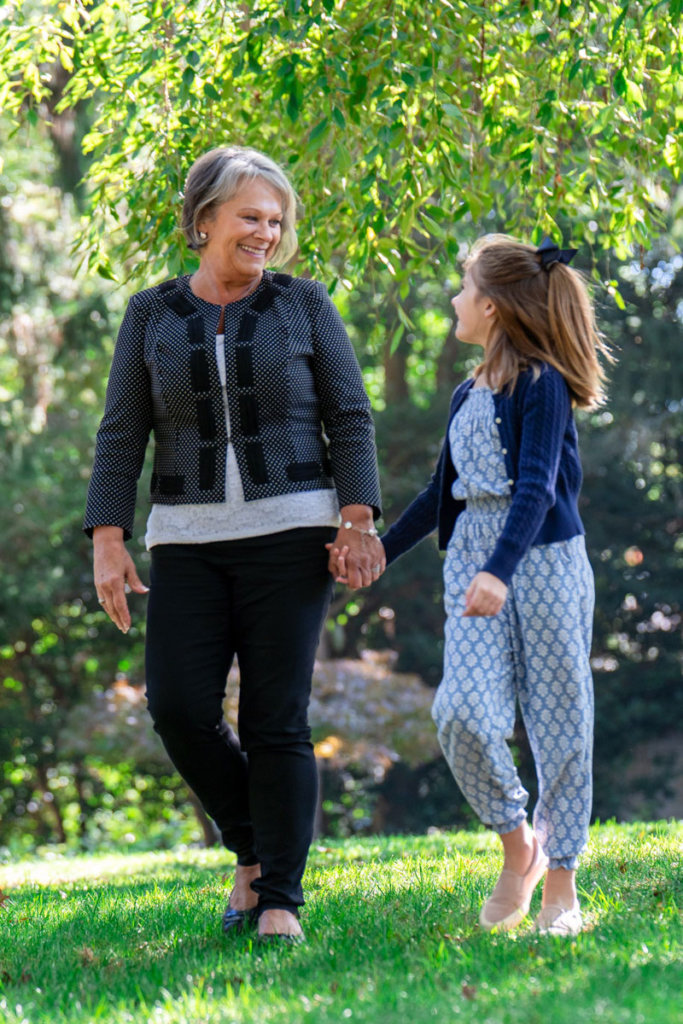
[93,526,149,633]
[325,506,386,589]
[463,571,508,617]
[326,541,386,588]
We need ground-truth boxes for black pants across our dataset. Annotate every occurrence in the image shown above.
[145,527,335,913]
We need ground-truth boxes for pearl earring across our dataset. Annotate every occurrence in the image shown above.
[198,231,208,241]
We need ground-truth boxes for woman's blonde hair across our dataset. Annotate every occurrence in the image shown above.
[181,146,299,265]
[465,234,612,408]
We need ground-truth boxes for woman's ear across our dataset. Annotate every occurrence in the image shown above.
[483,299,498,321]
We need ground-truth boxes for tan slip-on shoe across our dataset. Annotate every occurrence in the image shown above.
[534,902,583,936]
[479,836,549,931]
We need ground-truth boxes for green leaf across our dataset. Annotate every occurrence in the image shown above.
[308,117,329,143]
[203,82,221,101]
[625,79,646,109]
[95,262,117,281]
[613,68,627,97]
[441,102,463,121]
[389,322,405,355]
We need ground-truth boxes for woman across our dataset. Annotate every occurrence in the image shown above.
[84,146,384,942]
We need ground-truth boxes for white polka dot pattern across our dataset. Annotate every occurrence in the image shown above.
[84,271,381,539]
[433,390,594,871]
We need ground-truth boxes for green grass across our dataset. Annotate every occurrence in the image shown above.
[0,821,681,1024]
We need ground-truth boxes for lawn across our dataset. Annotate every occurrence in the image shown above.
[0,821,680,1024]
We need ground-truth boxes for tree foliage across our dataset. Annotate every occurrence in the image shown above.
[0,1,681,847]
[1,0,681,287]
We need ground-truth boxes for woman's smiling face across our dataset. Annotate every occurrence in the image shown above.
[197,179,283,282]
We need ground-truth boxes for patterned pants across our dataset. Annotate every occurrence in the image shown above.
[434,504,595,870]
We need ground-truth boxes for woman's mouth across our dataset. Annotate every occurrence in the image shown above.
[239,244,267,257]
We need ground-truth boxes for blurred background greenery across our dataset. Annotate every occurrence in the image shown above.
[0,0,681,856]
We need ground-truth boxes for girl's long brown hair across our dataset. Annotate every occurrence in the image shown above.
[466,235,612,409]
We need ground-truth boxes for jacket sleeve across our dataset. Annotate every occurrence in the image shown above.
[307,282,382,517]
[83,294,153,541]
[379,438,444,565]
[482,369,570,584]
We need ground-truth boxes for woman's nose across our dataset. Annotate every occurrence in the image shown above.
[254,220,275,240]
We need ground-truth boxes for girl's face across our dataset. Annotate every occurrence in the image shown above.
[197,179,283,281]
[451,269,496,349]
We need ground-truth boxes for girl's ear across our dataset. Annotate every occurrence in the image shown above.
[483,299,498,321]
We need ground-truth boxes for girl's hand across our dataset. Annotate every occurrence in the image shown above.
[325,538,385,587]
[93,526,149,633]
[327,507,386,589]
[463,571,508,617]
[325,543,350,583]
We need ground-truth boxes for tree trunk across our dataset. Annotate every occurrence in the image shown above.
[35,761,67,844]
[383,294,410,405]
[436,325,464,392]
[73,763,90,840]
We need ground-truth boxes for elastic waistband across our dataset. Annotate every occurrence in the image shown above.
[463,495,511,514]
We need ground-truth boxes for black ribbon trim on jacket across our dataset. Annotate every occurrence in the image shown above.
[238,395,259,436]
[286,461,322,481]
[152,274,294,492]
[199,448,216,490]
[161,290,197,318]
[235,347,254,388]
[190,349,211,391]
[187,317,205,346]
[196,398,216,440]
[151,473,185,495]
[237,311,257,343]
[272,273,294,289]
[286,456,333,482]
[232,281,287,485]
[157,282,218,484]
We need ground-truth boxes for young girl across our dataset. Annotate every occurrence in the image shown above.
[336,235,610,935]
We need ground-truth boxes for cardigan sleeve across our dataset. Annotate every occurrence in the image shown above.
[482,368,571,584]
[307,282,382,518]
[379,439,444,565]
[83,294,154,541]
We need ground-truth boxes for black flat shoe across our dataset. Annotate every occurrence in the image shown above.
[222,906,257,934]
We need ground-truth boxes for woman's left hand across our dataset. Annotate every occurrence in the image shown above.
[463,571,508,617]
[326,508,386,588]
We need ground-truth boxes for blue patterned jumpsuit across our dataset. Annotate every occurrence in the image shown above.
[433,386,594,870]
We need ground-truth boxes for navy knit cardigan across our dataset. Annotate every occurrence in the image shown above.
[381,364,586,585]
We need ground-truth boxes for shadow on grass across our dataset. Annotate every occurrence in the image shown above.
[0,824,680,1024]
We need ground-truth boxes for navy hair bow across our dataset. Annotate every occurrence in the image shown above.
[536,236,578,269]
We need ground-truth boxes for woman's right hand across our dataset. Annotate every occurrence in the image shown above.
[93,526,149,633]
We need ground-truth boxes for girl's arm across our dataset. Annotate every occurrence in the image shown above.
[379,438,446,565]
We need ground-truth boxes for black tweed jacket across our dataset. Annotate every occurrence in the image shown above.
[84,271,382,540]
